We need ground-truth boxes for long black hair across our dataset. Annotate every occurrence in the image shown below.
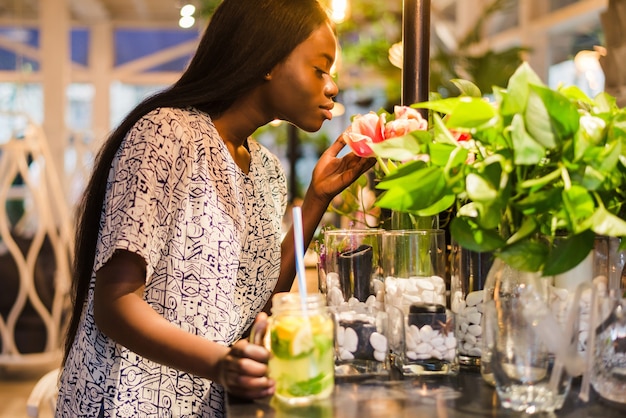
[63,0,330,364]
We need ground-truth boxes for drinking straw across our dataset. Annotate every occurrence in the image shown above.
[292,206,309,313]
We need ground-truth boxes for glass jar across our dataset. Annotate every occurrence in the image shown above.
[591,293,626,405]
[450,242,494,368]
[267,293,335,405]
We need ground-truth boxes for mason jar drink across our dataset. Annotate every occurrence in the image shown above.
[267,293,335,405]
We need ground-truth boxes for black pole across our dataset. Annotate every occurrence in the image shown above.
[402,0,430,118]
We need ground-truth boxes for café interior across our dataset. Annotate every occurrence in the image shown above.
[0,0,625,417]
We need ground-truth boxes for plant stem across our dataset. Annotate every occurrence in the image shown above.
[377,156,390,175]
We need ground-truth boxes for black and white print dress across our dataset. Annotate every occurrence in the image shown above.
[56,107,287,417]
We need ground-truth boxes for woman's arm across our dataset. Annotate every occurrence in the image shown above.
[94,250,275,399]
[268,135,375,307]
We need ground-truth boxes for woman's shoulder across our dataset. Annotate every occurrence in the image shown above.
[129,107,217,144]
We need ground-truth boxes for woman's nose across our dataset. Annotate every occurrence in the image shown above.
[325,77,339,99]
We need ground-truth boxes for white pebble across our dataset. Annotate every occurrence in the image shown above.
[464,333,477,345]
[343,327,358,352]
[370,332,388,352]
[340,349,354,360]
[430,349,443,360]
[336,326,345,346]
[430,336,444,347]
[466,290,484,307]
[327,272,340,287]
[419,325,435,341]
[409,325,421,344]
[468,312,482,325]
[445,335,457,349]
[468,347,482,356]
[468,324,482,337]
[328,287,344,306]
[374,350,386,362]
[416,342,432,354]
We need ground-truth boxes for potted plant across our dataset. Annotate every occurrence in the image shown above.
[346,62,626,277]
[343,60,626,412]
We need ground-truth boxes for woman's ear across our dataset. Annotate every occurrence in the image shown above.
[264,72,272,81]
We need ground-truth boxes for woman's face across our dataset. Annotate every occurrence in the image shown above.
[265,23,339,132]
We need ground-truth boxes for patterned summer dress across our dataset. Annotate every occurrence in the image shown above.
[56,107,287,417]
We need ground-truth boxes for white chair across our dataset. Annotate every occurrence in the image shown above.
[26,367,60,417]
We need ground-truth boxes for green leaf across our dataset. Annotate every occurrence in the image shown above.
[562,186,595,231]
[497,240,547,273]
[506,217,538,244]
[450,217,506,252]
[432,113,460,146]
[369,133,425,161]
[558,85,596,107]
[525,88,557,149]
[510,113,545,165]
[451,78,482,97]
[447,99,497,128]
[584,206,626,236]
[414,97,496,128]
[376,160,428,190]
[501,62,544,117]
[429,142,462,167]
[416,194,456,216]
[376,167,448,212]
[542,231,595,276]
[466,173,497,202]
[515,188,562,214]
[529,85,580,142]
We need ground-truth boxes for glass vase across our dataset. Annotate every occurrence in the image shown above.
[480,258,584,413]
[450,241,494,369]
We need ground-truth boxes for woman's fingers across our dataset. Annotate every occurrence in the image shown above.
[220,339,274,398]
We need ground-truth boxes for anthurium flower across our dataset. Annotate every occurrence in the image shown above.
[384,106,429,138]
[344,106,428,158]
[343,111,386,157]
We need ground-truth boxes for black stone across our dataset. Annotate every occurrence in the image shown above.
[408,303,447,330]
[338,245,373,302]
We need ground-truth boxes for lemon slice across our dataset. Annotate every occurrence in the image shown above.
[290,323,314,357]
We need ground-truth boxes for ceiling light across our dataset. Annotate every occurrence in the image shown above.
[180,4,196,17]
[329,0,350,24]
[179,15,195,29]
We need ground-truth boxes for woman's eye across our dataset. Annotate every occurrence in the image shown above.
[315,68,329,77]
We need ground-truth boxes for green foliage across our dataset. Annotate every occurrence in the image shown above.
[372,62,626,275]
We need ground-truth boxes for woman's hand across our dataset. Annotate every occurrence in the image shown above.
[216,313,275,399]
[309,132,376,205]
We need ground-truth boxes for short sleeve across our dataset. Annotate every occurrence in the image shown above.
[96,109,191,282]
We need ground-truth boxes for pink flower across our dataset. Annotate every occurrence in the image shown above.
[343,111,386,157]
[345,106,428,158]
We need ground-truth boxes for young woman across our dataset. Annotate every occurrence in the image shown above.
[56,0,374,417]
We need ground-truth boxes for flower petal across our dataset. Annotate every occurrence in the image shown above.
[344,131,375,157]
